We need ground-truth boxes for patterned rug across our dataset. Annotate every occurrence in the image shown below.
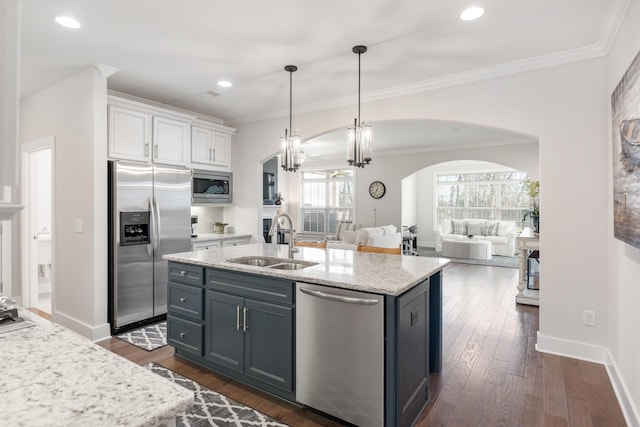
[146,363,289,427]
[116,321,167,351]
[417,246,519,269]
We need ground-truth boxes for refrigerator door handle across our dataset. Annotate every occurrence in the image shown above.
[150,196,159,254]
[153,197,162,255]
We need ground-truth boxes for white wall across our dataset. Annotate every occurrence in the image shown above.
[20,66,110,340]
[606,0,640,423]
[234,55,610,378]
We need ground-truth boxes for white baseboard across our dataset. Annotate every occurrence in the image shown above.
[536,332,639,427]
[605,349,640,427]
[51,310,111,342]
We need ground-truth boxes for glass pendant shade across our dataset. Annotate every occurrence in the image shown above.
[281,128,303,172]
[347,45,372,168]
[347,119,372,167]
[280,65,302,172]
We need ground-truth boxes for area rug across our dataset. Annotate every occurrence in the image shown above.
[416,246,519,269]
[116,321,167,351]
[146,363,289,427]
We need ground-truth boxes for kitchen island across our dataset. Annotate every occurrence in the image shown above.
[1,309,193,427]
[164,243,449,427]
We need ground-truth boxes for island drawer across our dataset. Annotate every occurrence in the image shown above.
[168,262,204,286]
[167,315,203,355]
[205,268,294,305]
[168,282,203,320]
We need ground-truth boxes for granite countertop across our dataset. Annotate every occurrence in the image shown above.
[164,243,449,296]
[0,309,193,427]
[191,232,252,242]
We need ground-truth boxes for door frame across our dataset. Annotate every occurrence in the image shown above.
[21,136,55,310]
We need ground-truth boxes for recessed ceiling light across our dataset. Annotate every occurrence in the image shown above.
[460,6,484,21]
[217,80,232,88]
[55,16,81,29]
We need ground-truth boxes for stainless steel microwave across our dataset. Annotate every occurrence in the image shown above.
[192,171,232,204]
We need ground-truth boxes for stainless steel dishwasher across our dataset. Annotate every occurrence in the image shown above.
[296,282,384,427]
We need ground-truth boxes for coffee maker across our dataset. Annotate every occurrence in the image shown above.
[191,215,198,237]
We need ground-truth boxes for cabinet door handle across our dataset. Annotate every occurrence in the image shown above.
[212,148,216,161]
[179,332,186,338]
[144,142,149,156]
[243,307,248,332]
[209,147,213,161]
[154,144,158,158]
[180,297,187,303]
[236,305,241,331]
[180,270,187,276]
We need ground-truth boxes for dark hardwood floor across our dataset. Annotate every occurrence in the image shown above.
[82,263,625,426]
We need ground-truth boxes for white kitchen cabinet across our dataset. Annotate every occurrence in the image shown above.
[108,105,151,162]
[108,94,194,167]
[152,116,190,166]
[192,241,221,251]
[190,122,234,171]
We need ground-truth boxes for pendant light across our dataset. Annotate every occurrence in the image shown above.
[281,65,303,172]
[347,45,372,168]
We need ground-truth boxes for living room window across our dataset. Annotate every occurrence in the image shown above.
[300,169,354,234]
[436,171,529,228]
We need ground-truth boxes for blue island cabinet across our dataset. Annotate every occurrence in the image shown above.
[166,261,443,427]
[167,263,295,401]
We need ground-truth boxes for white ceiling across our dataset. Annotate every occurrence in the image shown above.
[20,0,627,160]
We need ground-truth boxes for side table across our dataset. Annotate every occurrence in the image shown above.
[516,228,539,306]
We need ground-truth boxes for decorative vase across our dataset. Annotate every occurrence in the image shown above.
[275,199,282,205]
[214,224,226,234]
[532,215,540,233]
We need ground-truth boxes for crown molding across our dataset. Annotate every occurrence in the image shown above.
[597,0,631,55]
[94,63,119,78]
[230,44,608,126]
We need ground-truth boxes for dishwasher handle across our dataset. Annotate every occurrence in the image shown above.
[299,287,379,305]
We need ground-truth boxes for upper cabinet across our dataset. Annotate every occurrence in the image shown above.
[152,115,189,165]
[108,105,151,162]
[190,120,235,171]
[108,93,234,170]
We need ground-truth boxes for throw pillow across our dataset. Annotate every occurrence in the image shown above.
[341,230,356,244]
[335,222,344,240]
[497,221,516,236]
[380,224,397,235]
[481,220,499,236]
[452,219,466,235]
[439,219,453,234]
[354,228,370,245]
[466,222,483,236]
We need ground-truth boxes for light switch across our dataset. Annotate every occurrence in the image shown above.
[74,219,83,233]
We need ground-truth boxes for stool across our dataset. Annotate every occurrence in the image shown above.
[402,225,419,256]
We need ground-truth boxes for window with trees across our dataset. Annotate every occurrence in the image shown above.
[300,169,354,234]
[436,171,530,228]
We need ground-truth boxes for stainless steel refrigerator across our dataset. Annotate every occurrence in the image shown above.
[108,160,191,334]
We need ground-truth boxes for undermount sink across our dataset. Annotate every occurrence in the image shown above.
[227,256,318,270]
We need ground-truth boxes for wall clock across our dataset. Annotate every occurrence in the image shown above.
[369,181,386,199]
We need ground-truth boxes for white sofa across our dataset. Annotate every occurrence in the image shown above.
[435,219,517,256]
[327,223,402,250]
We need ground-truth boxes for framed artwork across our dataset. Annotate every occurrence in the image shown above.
[612,49,640,249]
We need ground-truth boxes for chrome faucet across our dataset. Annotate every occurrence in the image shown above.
[268,213,297,258]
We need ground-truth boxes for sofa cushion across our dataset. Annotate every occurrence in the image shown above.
[380,224,397,235]
[341,230,356,244]
[466,222,483,236]
[452,219,466,235]
[440,219,453,234]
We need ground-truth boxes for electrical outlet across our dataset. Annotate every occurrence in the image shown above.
[583,310,596,326]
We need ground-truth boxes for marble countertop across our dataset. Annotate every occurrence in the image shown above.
[191,232,252,242]
[0,309,193,427]
[164,243,449,296]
